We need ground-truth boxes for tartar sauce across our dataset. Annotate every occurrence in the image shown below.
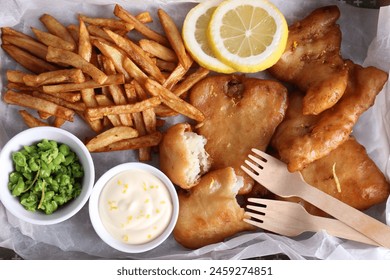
[98,169,173,245]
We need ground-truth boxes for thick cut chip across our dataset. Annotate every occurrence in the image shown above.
[23,69,85,87]
[1,34,48,60]
[190,74,288,194]
[86,126,139,152]
[93,131,162,152]
[39,14,76,48]
[2,44,58,74]
[269,5,348,115]
[4,90,74,121]
[46,46,107,84]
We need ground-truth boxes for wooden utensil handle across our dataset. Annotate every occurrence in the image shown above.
[311,215,380,246]
[299,180,390,248]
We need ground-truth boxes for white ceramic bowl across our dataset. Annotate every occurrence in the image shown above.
[89,162,179,253]
[0,127,95,225]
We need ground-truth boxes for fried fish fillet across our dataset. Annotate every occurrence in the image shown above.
[173,167,254,249]
[189,75,288,194]
[272,61,388,172]
[269,5,348,115]
[290,137,390,217]
[159,122,211,189]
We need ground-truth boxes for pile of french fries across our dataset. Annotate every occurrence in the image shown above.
[1,4,210,161]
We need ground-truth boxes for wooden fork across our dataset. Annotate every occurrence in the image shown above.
[245,198,380,246]
[241,148,390,248]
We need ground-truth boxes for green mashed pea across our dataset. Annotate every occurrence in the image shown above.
[8,139,84,215]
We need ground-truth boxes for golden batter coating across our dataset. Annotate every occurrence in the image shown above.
[269,5,348,115]
[300,137,390,213]
[173,167,254,249]
[272,61,388,172]
[159,122,211,189]
[190,74,288,194]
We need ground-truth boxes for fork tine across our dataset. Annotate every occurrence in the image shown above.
[241,159,262,177]
[248,197,268,205]
[244,158,262,171]
[243,218,265,229]
[246,204,266,214]
[245,211,265,221]
[248,153,266,166]
[251,148,269,161]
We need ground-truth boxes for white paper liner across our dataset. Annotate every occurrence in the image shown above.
[0,0,390,259]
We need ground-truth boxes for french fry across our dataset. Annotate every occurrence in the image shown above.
[79,14,134,31]
[155,59,176,72]
[77,20,103,133]
[87,25,114,42]
[42,73,124,93]
[23,69,85,87]
[114,4,169,46]
[43,91,81,103]
[157,9,192,69]
[7,81,81,103]
[101,56,133,126]
[53,117,67,128]
[133,81,157,134]
[46,46,108,84]
[124,83,150,161]
[6,70,26,84]
[32,91,86,112]
[92,39,131,81]
[95,95,123,127]
[2,44,58,74]
[139,39,177,62]
[66,24,80,44]
[1,6,211,156]
[31,27,76,51]
[78,19,92,62]
[172,67,209,97]
[154,104,179,117]
[86,96,161,121]
[19,110,49,128]
[1,27,34,40]
[105,29,165,84]
[86,126,139,152]
[81,88,104,132]
[39,14,76,48]
[4,90,74,121]
[122,56,149,85]
[38,111,52,120]
[93,131,162,152]
[163,59,193,90]
[145,78,204,122]
[6,82,40,92]
[1,34,48,60]
[135,11,153,24]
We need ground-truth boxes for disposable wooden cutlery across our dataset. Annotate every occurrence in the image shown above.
[241,148,390,248]
[245,198,380,246]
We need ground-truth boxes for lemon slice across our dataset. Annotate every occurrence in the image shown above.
[182,0,235,74]
[208,0,288,73]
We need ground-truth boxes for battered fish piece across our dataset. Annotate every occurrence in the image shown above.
[190,75,288,194]
[173,167,254,249]
[269,5,348,115]
[272,61,388,172]
[159,123,211,189]
[290,138,390,217]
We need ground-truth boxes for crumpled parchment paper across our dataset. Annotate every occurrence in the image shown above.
[1,0,390,260]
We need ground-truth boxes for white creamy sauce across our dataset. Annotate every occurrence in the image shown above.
[99,169,173,245]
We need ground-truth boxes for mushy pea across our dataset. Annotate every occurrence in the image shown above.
[8,139,84,214]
